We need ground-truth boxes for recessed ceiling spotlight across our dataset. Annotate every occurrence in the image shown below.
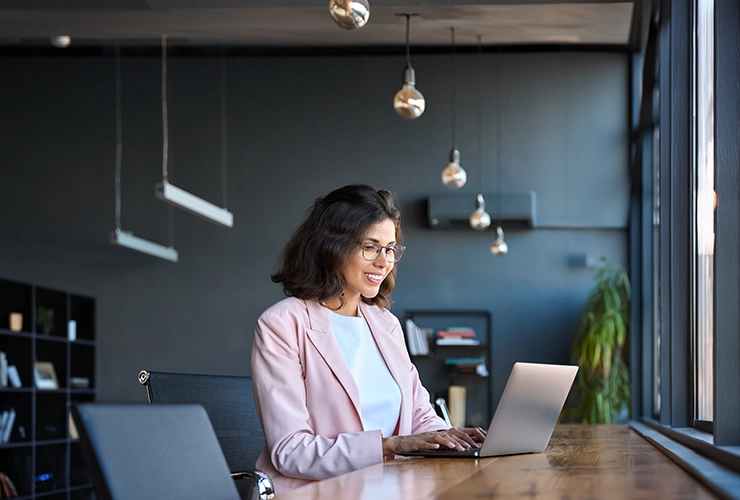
[50,35,71,48]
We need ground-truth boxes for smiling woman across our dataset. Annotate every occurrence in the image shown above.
[250,184,486,493]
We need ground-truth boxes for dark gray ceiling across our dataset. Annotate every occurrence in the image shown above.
[0,0,638,49]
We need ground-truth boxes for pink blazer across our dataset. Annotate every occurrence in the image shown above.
[251,297,448,491]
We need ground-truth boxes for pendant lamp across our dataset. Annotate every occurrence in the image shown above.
[109,42,179,263]
[154,35,234,228]
[469,36,491,230]
[490,48,508,256]
[393,14,425,119]
[329,0,370,30]
[441,27,467,189]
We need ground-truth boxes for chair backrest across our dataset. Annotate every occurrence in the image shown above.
[71,403,241,500]
[138,370,265,472]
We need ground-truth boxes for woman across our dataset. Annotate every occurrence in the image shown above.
[251,184,485,491]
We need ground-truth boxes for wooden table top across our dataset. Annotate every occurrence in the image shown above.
[275,424,717,499]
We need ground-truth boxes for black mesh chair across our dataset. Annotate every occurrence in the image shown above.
[138,370,274,500]
[71,403,242,500]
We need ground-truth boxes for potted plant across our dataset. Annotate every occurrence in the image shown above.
[37,307,55,334]
[570,258,631,423]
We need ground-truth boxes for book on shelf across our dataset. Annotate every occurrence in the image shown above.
[0,351,7,387]
[0,408,16,444]
[436,337,481,346]
[404,319,431,356]
[436,328,477,339]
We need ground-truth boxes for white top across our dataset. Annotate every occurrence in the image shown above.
[328,308,402,437]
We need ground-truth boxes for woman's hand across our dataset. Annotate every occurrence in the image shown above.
[382,427,487,456]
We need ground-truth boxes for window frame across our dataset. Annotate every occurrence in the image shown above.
[633,0,740,479]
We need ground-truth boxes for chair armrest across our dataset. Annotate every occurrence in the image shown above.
[231,470,275,500]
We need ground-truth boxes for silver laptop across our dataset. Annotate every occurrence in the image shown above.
[400,362,578,458]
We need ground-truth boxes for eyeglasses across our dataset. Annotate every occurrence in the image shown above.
[360,242,406,263]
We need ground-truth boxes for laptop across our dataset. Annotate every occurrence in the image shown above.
[400,362,578,458]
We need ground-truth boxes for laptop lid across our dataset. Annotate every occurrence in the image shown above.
[479,362,578,457]
[399,362,577,458]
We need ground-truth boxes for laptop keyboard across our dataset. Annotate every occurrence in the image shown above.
[423,447,480,456]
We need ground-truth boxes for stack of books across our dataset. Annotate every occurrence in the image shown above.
[444,357,489,377]
[435,327,480,346]
[405,319,431,356]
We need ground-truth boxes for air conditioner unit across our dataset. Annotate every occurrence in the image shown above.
[427,191,537,229]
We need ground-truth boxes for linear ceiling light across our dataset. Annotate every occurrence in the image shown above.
[156,35,234,228]
[111,229,179,262]
[109,42,179,263]
[155,181,233,227]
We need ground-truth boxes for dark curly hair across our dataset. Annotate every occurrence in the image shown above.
[271,184,402,310]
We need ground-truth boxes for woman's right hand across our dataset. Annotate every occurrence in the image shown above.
[382,427,485,456]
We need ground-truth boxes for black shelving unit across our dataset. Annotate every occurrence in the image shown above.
[0,277,96,500]
[403,309,492,428]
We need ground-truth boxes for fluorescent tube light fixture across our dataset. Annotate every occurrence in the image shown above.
[155,181,234,228]
[110,229,179,263]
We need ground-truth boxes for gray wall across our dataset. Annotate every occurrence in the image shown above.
[0,51,629,411]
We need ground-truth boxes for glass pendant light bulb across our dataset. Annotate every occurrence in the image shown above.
[469,194,491,231]
[441,149,467,189]
[329,0,370,30]
[394,67,425,119]
[490,226,508,256]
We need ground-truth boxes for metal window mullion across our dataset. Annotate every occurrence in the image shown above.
[713,0,740,446]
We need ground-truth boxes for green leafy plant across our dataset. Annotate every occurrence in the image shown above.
[570,258,631,423]
[37,306,55,333]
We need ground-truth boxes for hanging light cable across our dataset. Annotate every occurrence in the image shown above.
[441,27,467,189]
[109,41,179,262]
[469,35,491,230]
[154,35,234,228]
[491,46,508,256]
[393,13,425,119]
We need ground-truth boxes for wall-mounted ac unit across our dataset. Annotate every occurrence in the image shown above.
[427,191,537,229]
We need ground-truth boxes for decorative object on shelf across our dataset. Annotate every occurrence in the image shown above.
[34,361,59,390]
[67,320,76,341]
[8,312,23,332]
[329,0,370,30]
[435,398,453,426]
[469,36,492,230]
[154,35,234,228]
[7,366,21,388]
[70,376,90,389]
[441,27,467,189]
[0,471,19,497]
[108,42,179,263]
[490,46,508,256]
[570,258,631,423]
[36,307,54,334]
[448,385,467,427]
[393,13,425,119]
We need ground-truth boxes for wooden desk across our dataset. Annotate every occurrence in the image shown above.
[275,425,717,499]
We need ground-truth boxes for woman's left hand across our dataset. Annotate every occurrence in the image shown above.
[449,426,487,446]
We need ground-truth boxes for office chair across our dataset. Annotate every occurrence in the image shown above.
[71,403,241,500]
[138,369,274,500]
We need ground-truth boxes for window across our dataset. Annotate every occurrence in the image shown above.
[693,0,714,427]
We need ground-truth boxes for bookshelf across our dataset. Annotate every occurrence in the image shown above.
[403,310,492,428]
[0,277,96,500]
